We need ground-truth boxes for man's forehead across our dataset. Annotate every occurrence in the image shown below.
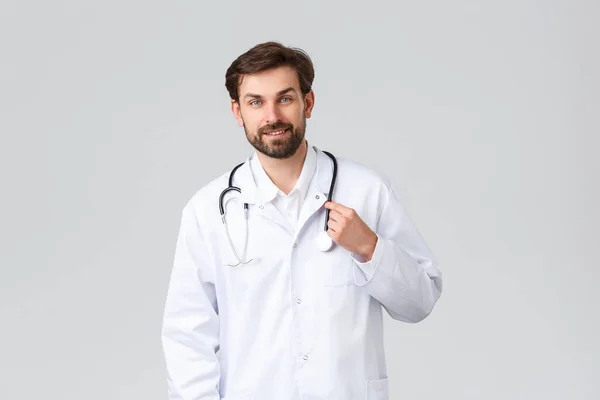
[238,66,301,97]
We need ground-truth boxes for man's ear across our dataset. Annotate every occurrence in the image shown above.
[231,100,244,127]
[304,90,315,118]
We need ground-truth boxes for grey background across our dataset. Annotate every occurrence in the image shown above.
[1,0,598,399]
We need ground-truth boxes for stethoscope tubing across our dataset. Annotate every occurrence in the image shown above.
[219,150,337,265]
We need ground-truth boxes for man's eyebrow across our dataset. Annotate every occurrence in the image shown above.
[277,87,296,96]
[243,92,262,100]
[243,87,298,100]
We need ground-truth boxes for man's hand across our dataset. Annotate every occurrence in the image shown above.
[323,201,378,261]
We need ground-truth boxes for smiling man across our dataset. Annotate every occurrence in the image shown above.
[161,41,443,400]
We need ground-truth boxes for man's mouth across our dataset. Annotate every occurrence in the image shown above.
[263,128,289,137]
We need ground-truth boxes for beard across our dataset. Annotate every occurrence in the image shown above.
[244,117,306,159]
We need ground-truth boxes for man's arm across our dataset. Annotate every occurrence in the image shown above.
[324,183,442,323]
[161,202,221,399]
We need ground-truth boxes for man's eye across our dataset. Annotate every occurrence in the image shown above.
[280,97,291,103]
[250,100,261,106]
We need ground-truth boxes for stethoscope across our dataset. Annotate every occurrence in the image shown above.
[219,150,337,266]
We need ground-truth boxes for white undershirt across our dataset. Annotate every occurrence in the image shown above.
[250,143,317,232]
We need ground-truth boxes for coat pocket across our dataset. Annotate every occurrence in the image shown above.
[366,377,389,400]
[322,255,354,286]
[321,244,355,286]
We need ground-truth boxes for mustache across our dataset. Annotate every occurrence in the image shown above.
[258,123,293,135]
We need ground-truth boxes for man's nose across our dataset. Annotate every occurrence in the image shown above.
[263,102,282,124]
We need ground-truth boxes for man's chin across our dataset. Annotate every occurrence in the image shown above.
[259,144,297,159]
[247,131,304,159]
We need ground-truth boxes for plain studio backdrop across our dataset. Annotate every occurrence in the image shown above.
[1,0,598,399]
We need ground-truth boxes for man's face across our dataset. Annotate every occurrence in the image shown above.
[232,66,314,159]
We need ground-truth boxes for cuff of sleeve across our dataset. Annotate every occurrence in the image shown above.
[351,233,384,286]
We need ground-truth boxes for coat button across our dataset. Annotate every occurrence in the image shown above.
[303,355,308,360]
[315,195,320,200]
[296,298,302,304]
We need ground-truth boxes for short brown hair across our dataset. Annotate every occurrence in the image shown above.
[225,41,315,103]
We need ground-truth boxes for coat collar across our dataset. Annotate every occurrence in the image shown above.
[234,144,334,205]
[249,142,318,205]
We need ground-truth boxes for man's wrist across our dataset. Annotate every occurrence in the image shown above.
[357,231,378,261]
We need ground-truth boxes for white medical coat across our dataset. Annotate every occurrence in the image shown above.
[161,145,443,400]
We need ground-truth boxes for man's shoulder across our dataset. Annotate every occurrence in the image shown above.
[181,168,233,213]
[333,153,392,190]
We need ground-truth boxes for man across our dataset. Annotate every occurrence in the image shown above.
[161,41,442,400]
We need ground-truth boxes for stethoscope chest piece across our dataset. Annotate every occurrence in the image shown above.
[316,231,334,252]
[221,148,339,262]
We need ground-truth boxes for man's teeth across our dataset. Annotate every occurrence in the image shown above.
[266,129,286,135]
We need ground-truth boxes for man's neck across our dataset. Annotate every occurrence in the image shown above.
[256,140,308,195]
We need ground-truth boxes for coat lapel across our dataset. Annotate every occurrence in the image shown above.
[231,146,337,240]
[294,146,336,242]
[233,158,294,236]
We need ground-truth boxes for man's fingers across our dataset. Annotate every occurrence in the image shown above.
[327,210,348,227]
[327,218,341,232]
[324,201,351,217]
[328,209,342,221]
